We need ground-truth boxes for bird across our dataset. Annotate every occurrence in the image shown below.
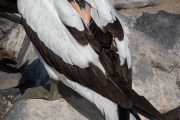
[0,0,166,120]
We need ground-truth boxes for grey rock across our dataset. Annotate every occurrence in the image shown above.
[129,27,180,114]
[0,17,26,89]
[130,11,180,114]
[149,0,162,6]
[0,22,25,59]
[0,17,15,35]
[110,0,120,4]
[3,81,103,120]
[4,83,103,120]
[114,0,162,9]
[0,72,24,90]
[136,11,180,55]
[0,88,19,119]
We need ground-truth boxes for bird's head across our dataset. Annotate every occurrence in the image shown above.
[68,0,91,23]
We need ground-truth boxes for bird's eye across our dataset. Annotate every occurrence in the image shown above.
[76,0,82,2]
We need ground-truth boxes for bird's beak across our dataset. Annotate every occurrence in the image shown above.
[70,1,91,24]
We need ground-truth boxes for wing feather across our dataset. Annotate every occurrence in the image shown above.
[16,1,165,119]
[85,0,131,70]
[0,0,165,118]
[18,0,105,73]
[22,17,132,108]
[19,0,133,108]
[53,0,84,31]
[86,0,115,26]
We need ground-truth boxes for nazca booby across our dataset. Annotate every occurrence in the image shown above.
[0,0,166,119]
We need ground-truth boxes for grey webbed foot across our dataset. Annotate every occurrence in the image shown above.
[14,79,62,103]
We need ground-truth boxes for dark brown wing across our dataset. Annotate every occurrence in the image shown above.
[21,18,132,109]
[89,19,132,86]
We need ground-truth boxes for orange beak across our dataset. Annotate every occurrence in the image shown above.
[70,1,91,24]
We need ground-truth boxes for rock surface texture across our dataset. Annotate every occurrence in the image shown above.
[114,0,162,9]
[0,17,48,119]
[1,11,180,119]
[4,83,104,120]
[132,11,180,119]
[0,18,23,119]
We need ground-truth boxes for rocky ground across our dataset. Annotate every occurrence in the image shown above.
[0,0,180,120]
[0,18,20,119]
[120,0,180,14]
[0,17,48,119]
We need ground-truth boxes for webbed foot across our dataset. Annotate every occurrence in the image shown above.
[14,79,62,103]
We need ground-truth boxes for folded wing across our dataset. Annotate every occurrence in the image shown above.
[18,0,165,119]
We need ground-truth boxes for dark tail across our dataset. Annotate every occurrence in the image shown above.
[130,89,166,120]
[128,109,141,120]
[118,105,130,120]
[118,104,141,120]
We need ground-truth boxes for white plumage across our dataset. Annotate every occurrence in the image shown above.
[18,0,106,73]
[17,0,132,119]
[18,0,131,71]
[53,0,84,31]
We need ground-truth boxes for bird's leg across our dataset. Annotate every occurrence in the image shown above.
[45,79,62,101]
[14,79,62,103]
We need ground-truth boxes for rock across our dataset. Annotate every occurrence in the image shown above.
[4,99,103,120]
[114,0,162,9]
[0,72,24,90]
[0,20,25,59]
[0,17,15,35]
[0,16,49,89]
[129,27,180,119]
[134,12,180,112]
[0,16,47,118]
[136,11,180,55]
[130,11,180,119]
[4,82,103,120]
[110,0,120,4]
[112,11,180,119]
[0,88,20,119]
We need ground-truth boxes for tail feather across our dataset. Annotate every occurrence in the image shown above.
[128,109,141,120]
[118,105,130,120]
[131,90,166,120]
